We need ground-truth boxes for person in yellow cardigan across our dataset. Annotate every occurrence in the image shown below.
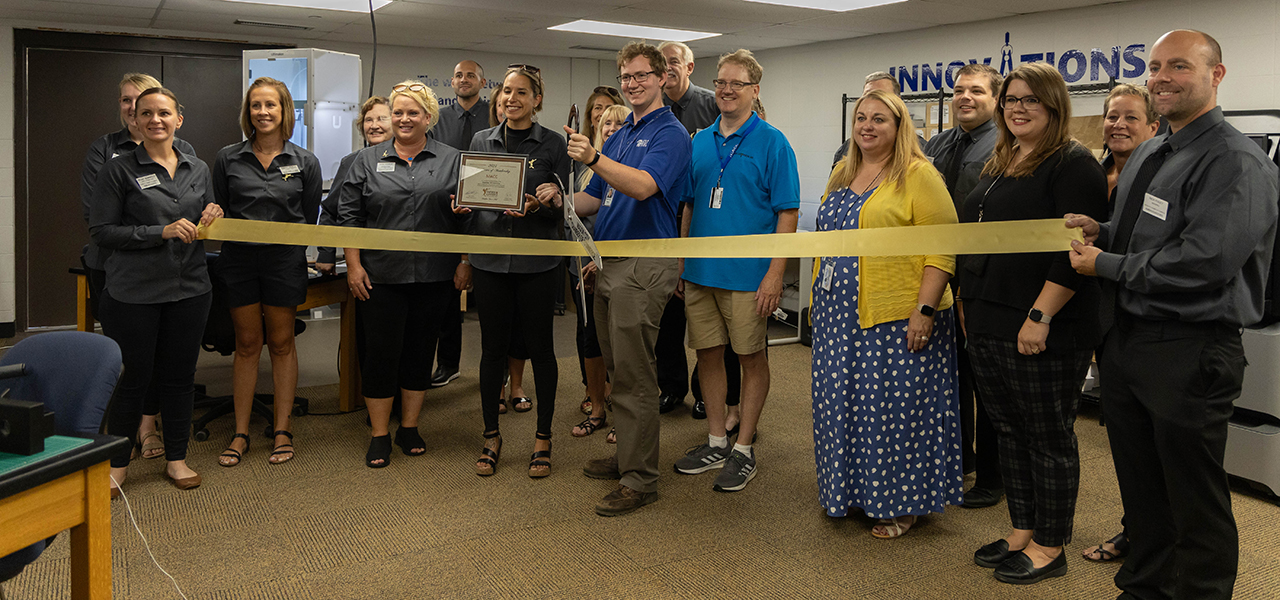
[810,89,963,539]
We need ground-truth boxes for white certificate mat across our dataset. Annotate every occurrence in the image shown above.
[455,152,528,212]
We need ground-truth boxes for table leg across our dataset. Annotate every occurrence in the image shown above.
[76,275,93,333]
[70,462,112,600]
[338,298,364,412]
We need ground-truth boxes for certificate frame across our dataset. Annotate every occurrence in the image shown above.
[454,151,528,212]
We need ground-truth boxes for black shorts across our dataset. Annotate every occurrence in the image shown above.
[215,243,308,308]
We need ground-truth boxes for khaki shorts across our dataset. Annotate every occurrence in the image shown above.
[684,281,767,354]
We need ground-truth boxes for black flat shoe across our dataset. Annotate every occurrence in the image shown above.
[690,398,706,419]
[394,426,427,456]
[961,486,1004,509]
[365,435,392,469]
[658,393,683,414]
[974,539,1020,568]
[994,551,1067,585]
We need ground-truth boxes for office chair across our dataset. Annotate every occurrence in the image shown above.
[0,331,122,584]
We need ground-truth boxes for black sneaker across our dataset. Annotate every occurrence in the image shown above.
[430,366,460,388]
[712,449,757,492]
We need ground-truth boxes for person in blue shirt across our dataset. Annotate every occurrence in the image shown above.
[566,41,691,517]
[671,49,799,493]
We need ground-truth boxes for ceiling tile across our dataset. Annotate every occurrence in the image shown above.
[590,7,765,34]
[858,0,1014,24]
[638,0,827,23]
[396,0,624,19]
[742,23,871,42]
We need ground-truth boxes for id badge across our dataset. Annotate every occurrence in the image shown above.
[604,186,615,207]
[820,262,834,291]
[710,187,723,209]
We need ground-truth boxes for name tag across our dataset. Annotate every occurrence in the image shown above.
[136,174,161,189]
[280,164,301,175]
[603,187,615,207]
[710,187,723,209]
[376,162,395,173]
[820,262,834,291]
[1142,193,1168,221]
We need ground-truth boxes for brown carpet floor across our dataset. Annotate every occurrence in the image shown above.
[5,317,1279,599]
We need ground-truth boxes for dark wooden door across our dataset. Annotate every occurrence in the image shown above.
[162,55,247,163]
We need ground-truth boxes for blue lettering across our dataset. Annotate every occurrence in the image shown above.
[1058,50,1087,83]
[944,60,966,88]
[921,62,944,91]
[1123,44,1147,78]
[898,65,919,93]
[1046,52,1055,67]
[1091,46,1121,81]
[967,58,994,66]
[1020,52,1044,64]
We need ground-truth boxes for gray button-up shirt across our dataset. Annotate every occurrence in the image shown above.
[465,123,569,274]
[88,144,214,304]
[335,138,463,284]
[316,150,359,264]
[430,98,490,151]
[1096,107,1279,326]
[664,83,718,134]
[212,139,321,232]
[923,119,998,210]
[81,129,195,269]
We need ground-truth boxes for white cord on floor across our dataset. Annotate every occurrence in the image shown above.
[109,475,189,600]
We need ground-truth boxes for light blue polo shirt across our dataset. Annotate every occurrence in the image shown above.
[586,106,690,241]
[682,113,800,291]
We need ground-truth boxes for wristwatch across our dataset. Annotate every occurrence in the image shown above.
[587,148,601,167]
[1028,308,1053,324]
[916,303,936,317]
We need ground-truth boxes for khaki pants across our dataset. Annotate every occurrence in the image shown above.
[595,257,679,493]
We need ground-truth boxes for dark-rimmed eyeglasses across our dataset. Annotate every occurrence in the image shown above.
[1002,95,1042,109]
[712,79,758,91]
[617,71,658,85]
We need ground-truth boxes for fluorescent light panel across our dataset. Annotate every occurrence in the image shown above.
[743,0,906,11]
[549,20,719,42]
[221,0,392,13]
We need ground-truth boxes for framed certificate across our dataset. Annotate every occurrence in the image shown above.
[455,152,528,212]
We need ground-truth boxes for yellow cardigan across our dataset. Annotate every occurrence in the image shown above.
[815,160,958,329]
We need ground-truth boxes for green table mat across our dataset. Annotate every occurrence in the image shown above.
[0,435,95,477]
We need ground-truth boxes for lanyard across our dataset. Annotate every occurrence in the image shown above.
[714,116,761,187]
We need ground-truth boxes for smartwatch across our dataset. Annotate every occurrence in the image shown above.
[1028,308,1053,324]
[916,303,936,317]
[587,148,601,167]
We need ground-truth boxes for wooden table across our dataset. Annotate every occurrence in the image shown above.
[0,435,131,600]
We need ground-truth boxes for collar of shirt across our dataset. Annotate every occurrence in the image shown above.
[709,112,760,144]
[961,118,996,141]
[230,139,300,161]
[667,83,710,109]
[444,98,488,119]
[482,121,549,146]
[1166,106,1224,153]
[109,128,138,150]
[131,142,195,169]
[372,138,440,164]
[624,105,675,131]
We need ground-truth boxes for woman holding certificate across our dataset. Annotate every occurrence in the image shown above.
[335,81,464,469]
[462,65,571,478]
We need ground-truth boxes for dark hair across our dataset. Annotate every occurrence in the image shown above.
[955,63,1002,96]
[136,86,183,115]
[983,62,1072,178]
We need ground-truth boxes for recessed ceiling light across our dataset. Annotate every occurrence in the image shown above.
[743,0,906,11]
[222,0,392,13]
[549,20,719,42]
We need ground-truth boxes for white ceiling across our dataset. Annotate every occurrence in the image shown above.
[0,0,1128,59]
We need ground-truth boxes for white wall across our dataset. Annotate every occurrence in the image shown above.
[700,0,1280,230]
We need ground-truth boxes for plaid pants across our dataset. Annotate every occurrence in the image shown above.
[968,334,1092,546]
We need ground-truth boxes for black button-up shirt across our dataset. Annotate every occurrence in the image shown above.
[335,138,463,284]
[465,123,569,274]
[88,144,214,304]
[923,118,998,210]
[1095,107,1280,326]
[212,139,321,235]
[664,84,718,134]
[81,129,195,269]
[316,150,359,264]
[430,98,490,151]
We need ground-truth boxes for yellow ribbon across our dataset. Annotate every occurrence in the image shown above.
[198,218,1082,258]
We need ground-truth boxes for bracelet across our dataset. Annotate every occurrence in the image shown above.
[587,149,601,167]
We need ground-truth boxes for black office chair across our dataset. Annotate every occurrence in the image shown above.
[0,331,122,584]
[191,253,308,442]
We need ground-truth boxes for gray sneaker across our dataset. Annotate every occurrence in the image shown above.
[712,450,757,492]
[673,443,729,474]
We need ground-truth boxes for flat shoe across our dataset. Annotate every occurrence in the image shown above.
[572,415,607,437]
[994,551,1068,585]
[394,426,427,456]
[962,486,1004,509]
[218,433,251,468]
[269,430,295,464]
[166,472,201,491]
[870,515,916,539]
[366,435,392,468]
[975,539,1020,568]
[139,431,164,460]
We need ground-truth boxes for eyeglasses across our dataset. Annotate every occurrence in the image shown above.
[392,83,427,93]
[617,71,658,85]
[1002,95,1042,109]
[363,115,391,125]
[712,79,758,92]
[508,63,541,75]
[594,85,623,100]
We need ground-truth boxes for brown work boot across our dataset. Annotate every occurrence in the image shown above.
[595,484,658,516]
[583,455,621,480]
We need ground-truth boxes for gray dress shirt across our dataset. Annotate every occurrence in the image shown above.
[334,138,463,284]
[88,144,214,304]
[1095,107,1280,326]
[465,123,570,274]
[316,150,358,264]
[81,129,195,269]
[923,119,998,210]
[430,98,490,151]
[212,139,322,229]
[664,83,718,134]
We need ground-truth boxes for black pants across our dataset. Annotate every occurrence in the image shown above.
[969,334,1091,547]
[473,268,558,435]
[89,266,162,417]
[957,341,1002,488]
[568,271,603,386]
[1102,315,1243,600]
[655,295,688,398]
[100,291,212,468]
[435,288,462,370]
[358,282,451,398]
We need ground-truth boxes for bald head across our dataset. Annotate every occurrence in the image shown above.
[451,60,485,101]
[1148,29,1226,131]
[1155,30,1222,67]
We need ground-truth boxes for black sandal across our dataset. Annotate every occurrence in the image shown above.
[219,433,250,468]
[528,432,552,478]
[512,396,532,412]
[572,415,607,437]
[476,431,501,476]
[394,426,427,456]
[269,430,295,465]
[365,435,392,469]
[1084,531,1130,562]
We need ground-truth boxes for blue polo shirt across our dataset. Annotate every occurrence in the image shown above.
[682,113,800,291]
[586,106,690,241]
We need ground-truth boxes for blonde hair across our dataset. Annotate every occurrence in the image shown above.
[119,73,161,128]
[717,49,762,84]
[388,80,441,134]
[240,77,296,140]
[580,88,621,144]
[618,41,667,76]
[824,90,929,197]
[579,104,633,190]
[983,62,1072,178]
[1103,84,1158,126]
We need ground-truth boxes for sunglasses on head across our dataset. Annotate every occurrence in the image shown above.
[392,83,427,93]
[508,63,541,75]
[594,85,623,99]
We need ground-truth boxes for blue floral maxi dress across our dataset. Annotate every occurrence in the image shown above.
[811,186,963,519]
